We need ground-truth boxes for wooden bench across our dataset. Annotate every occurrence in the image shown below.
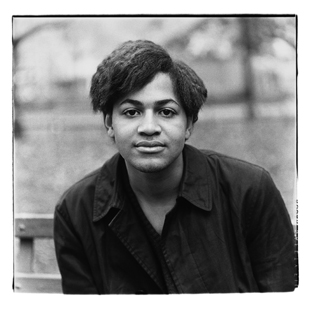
[14,213,62,293]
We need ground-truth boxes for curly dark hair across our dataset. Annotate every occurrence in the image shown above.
[90,40,207,123]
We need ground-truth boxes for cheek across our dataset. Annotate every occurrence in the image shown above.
[170,120,189,138]
[112,124,134,146]
[111,116,129,141]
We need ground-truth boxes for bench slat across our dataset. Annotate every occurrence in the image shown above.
[15,214,54,238]
[14,273,62,293]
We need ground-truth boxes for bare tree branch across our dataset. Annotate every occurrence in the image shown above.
[13,21,68,48]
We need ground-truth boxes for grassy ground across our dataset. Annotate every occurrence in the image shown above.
[14,111,296,221]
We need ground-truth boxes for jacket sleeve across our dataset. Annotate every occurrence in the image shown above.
[245,170,296,292]
[54,199,99,294]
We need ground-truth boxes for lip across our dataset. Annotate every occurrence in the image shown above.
[135,141,165,147]
[135,141,165,153]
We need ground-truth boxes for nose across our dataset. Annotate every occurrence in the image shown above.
[137,111,161,136]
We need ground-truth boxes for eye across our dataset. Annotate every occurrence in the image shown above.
[123,109,140,117]
[159,109,176,118]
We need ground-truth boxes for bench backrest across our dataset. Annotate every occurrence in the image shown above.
[14,213,62,293]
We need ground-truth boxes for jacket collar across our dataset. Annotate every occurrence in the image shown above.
[93,153,124,222]
[93,144,214,222]
[178,144,214,212]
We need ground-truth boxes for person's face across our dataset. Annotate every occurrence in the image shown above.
[105,73,192,174]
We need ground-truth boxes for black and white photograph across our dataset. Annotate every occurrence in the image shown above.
[12,15,298,296]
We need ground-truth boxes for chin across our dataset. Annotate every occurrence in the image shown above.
[134,164,166,173]
[131,159,169,173]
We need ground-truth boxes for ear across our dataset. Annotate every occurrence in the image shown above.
[104,114,115,138]
[185,118,193,141]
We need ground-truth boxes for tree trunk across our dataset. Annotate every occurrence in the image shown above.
[240,18,256,120]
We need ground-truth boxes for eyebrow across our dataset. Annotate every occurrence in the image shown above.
[119,98,180,107]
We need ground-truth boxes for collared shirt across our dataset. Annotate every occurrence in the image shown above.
[54,144,296,294]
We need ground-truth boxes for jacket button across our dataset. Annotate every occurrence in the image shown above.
[135,289,147,294]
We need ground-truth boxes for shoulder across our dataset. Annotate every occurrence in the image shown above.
[202,148,265,176]
[205,149,275,202]
[57,168,100,208]
[55,153,119,217]
[187,144,266,181]
[199,147,282,214]
[205,149,278,196]
[186,144,274,203]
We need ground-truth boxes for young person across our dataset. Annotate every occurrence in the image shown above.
[54,40,296,294]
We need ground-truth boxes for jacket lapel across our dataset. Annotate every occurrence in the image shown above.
[108,207,165,291]
[92,153,165,292]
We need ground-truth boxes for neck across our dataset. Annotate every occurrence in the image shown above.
[125,154,184,235]
[125,156,184,204]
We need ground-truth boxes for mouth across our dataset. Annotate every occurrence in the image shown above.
[135,141,165,153]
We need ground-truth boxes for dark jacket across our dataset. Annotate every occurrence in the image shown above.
[54,144,296,294]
